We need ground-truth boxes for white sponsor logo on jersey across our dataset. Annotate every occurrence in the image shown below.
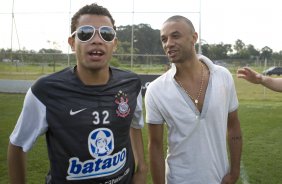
[70,108,87,115]
[66,128,126,180]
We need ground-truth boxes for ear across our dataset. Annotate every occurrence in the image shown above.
[113,38,118,52]
[68,37,75,51]
[192,32,198,45]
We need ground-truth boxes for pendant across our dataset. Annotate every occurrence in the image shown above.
[195,99,198,104]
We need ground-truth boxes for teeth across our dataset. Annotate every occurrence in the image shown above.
[89,50,104,56]
[91,51,102,54]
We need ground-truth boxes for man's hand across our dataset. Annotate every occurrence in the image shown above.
[237,67,263,84]
[221,173,239,184]
[131,168,147,184]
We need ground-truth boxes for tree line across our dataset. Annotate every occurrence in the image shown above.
[116,24,282,64]
[1,24,282,65]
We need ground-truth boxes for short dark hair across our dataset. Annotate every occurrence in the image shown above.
[70,3,116,34]
[164,15,195,32]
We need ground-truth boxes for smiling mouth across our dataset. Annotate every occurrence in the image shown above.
[167,50,177,57]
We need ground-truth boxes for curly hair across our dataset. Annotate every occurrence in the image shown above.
[70,3,116,34]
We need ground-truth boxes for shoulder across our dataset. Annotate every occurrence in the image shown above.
[110,67,142,91]
[111,67,141,82]
[146,71,173,95]
[199,55,232,79]
[33,67,73,85]
[212,64,236,91]
[215,65,234,82]
[214,64,232,76]
[31,67,74,99]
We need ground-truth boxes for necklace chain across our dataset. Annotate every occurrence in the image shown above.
[177,62,204,106]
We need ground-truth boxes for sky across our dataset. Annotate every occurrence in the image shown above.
[0,0,282,53]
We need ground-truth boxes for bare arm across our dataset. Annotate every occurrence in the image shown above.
[130,128,147,184]
[221,110,242,184]
[8,142,27,184]
[148,124,165,184]
[237,67,282,92]
[261,75,282,92]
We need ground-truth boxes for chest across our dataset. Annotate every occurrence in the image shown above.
[45,87,138,131]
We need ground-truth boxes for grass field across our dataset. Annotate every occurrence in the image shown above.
[1,66,282,183]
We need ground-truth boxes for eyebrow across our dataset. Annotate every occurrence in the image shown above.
[170,30,181,35]
[161,30,181,37]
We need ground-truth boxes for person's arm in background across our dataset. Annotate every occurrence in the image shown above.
[221,110,242,184]
[8,143,27,184]
[130,128,147,184]
[148,123,165,184]
[237,67,282,92]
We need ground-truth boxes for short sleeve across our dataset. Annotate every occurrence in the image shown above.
[144,84,164,124]
[131,90,144,129]
[227,72,239,113]
[9,88,48,152]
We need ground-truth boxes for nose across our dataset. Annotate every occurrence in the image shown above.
[163,37,175,50]
[166,37,175,47]
[90,31,103,44]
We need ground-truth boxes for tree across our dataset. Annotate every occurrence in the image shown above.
[38,48,62,54]
[196,43,209,56]
[246,44,260,58]
[272,51,282,61]
[116,41,131,54]
[260,46,273,60]
[201,43,232,60]
[234,39,245,53]
[233,39,248,58]
[116,24,163,55]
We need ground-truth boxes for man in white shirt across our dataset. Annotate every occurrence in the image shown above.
[145,15,242,184]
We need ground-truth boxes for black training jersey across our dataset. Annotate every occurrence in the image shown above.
[28,66,142,183]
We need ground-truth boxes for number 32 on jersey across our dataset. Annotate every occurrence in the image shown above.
[92,110,110,125]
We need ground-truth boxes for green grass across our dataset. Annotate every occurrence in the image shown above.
[239,102,282,183]
[1,67,282,183]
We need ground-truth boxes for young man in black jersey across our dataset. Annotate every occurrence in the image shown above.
[8,3,147,184]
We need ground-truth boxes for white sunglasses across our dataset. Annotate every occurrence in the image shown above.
[71,25,116,42]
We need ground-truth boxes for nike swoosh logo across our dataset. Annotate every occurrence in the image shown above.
[70,108,87,115]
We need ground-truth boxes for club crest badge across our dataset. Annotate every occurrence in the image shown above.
[115,90,130,118]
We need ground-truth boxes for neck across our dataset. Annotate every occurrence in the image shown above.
[76,66,110,85]
[175,59,202,80]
